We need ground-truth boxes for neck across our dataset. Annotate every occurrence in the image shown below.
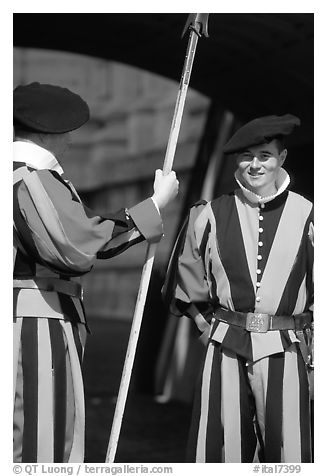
[234,168,291,205]
[14,137,35,144]
[248,183,278,199]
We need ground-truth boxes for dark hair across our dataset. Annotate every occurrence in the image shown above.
[14,123,43,139]
[265,134,286,152]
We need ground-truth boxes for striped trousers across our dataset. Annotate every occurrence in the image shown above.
[13,317,87,462]
[186,341,312,462]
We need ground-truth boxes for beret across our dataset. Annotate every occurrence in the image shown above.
[13,82,90,133]
[223,114,301,154]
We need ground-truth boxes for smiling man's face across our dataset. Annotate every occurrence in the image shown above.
[235,139,287,197]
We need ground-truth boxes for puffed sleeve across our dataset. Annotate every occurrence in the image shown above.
[162,201,212,334]
[13,168,163,276]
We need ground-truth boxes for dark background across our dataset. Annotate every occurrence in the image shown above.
[13,13,314,200]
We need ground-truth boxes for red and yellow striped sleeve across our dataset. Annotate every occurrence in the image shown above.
[163,201,212,334]
[14,168,163,276]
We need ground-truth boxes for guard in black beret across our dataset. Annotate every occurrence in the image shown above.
[223,114,300,154]
[13,82,90,133]
[13,81,180,464]
[163,111,313,463]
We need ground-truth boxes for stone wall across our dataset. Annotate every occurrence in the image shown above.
[14,48,209,320]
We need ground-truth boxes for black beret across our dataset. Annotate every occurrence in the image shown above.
[223,114,301,154]
[13,82,90,133]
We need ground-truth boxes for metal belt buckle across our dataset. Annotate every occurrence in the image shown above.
[246,313,270,333]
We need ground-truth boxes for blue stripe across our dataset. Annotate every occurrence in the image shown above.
[257,191,288,276]
[97,236,143,259]
[264,353,284,462]
[48,319,67,463]
[21,318,38,462]
[205,343,223,462]
[211,194,255,311]
[238,355,257,462]
[297,350,312,462]
[186,342,213,462]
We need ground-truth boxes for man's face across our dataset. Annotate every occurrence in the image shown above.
[235,139,287,197]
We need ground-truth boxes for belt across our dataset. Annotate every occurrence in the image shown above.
[214,308,312,333]
[13,277,83,299]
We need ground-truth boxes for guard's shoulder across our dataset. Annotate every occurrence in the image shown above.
[35,169,72,193]
[289,191,313,208]
[13,162,36,186]
[211,191,235,206]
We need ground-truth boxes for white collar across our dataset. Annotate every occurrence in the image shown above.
[13,140,64,176]
[234,168,290,204]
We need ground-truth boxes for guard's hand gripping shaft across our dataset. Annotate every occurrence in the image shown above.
[105,14,210,463]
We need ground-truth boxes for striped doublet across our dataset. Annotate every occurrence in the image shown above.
[168,187,313,462]
[13,158,163,462]
[173,189,313,362]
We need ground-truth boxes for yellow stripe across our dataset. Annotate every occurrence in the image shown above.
[255,193,312,314]
[234,190,259,290]
[248,357,269,444]
[282,344,302,462]
[61,321,85,462]
[15,289,68,319]
[71,297,86,325]
[211,321,229,343]
[64,334,75,462]
[175,206,209,305]
[13,165,30,185]
[13,234,19,268]
[292,274,308,314]
[13,322,25,463]
[194,204,209,243]
[173,316,192,378]
[221,349,242,462]
[37,319,54,462]
[196,342,214,462]
[13,318,23,403]
[251,331,284,362]
[60,324,87,463]
[14,290,86,323]
[77,321,87,359]
[19,171,96,270]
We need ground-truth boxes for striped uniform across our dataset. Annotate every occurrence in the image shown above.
[13,141,163,463]
[167,172,313,463]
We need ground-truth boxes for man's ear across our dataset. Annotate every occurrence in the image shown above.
[279,148,287,166]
